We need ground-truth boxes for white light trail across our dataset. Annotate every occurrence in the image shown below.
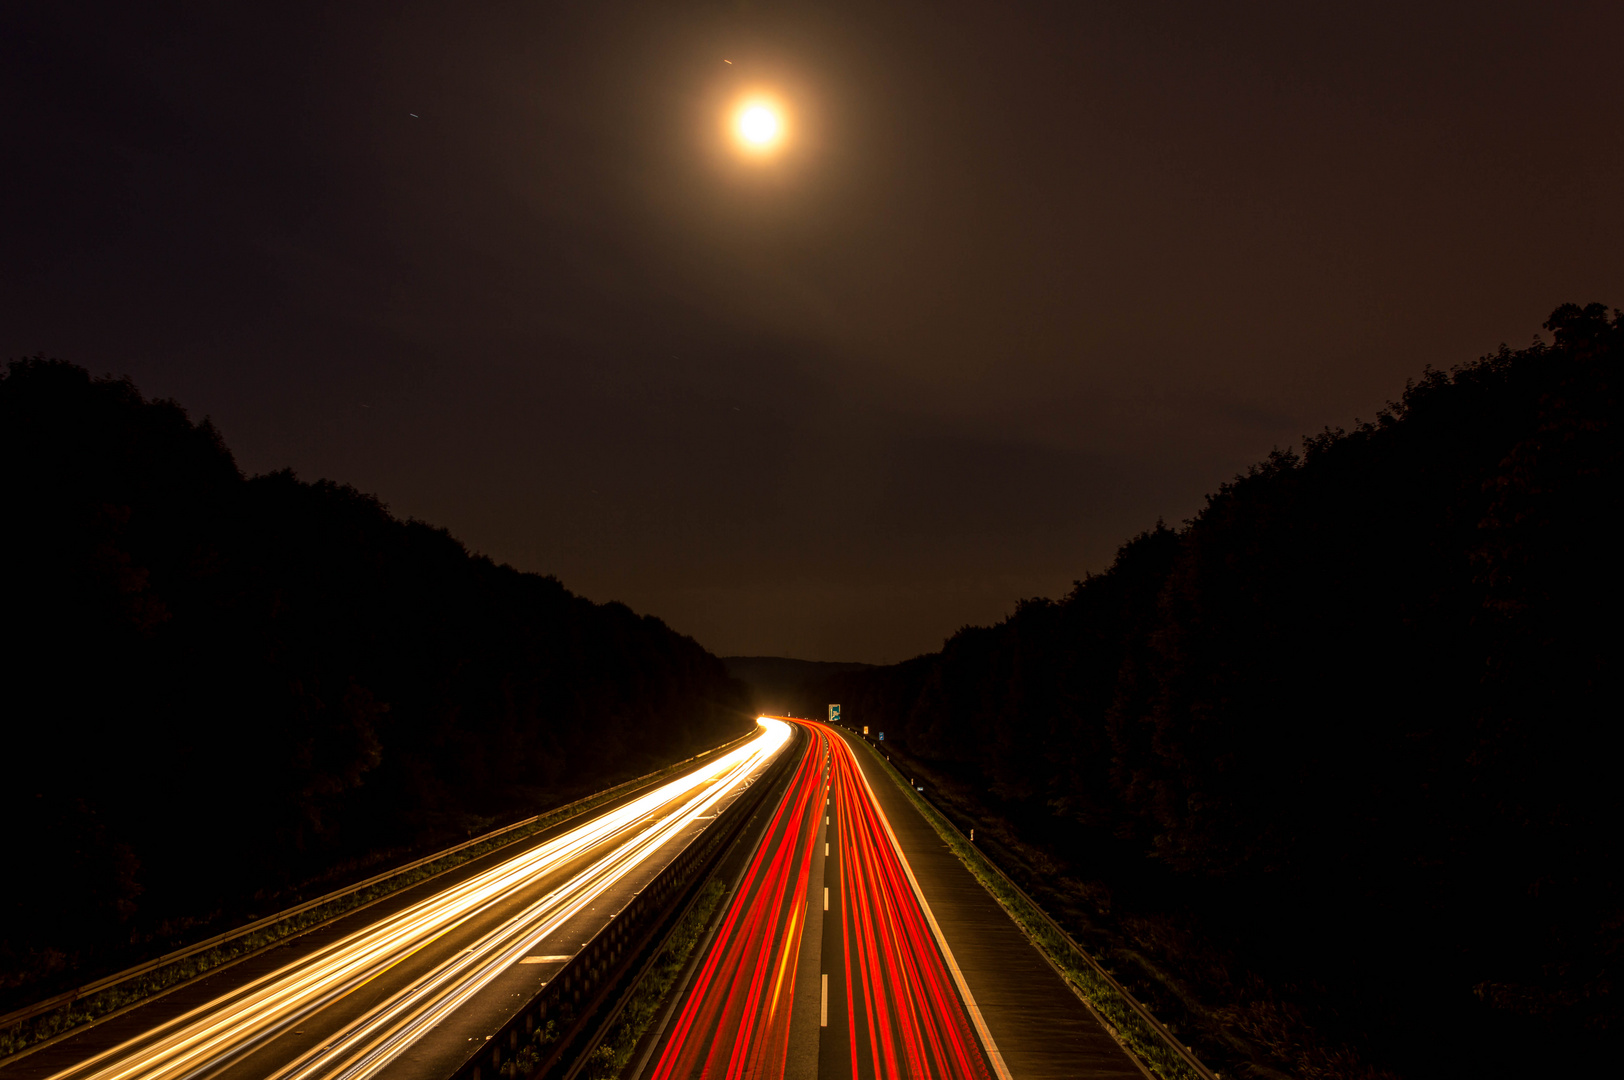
[51,719,791,1080]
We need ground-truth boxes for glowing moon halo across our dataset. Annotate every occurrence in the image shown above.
[731,99,785,154]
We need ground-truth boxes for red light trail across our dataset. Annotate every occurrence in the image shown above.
[828,726,992,1080]
[650,720,996,1080]
[650,723,827,1079]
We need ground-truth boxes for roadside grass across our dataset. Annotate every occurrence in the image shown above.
[574,877,728,1080]
[499,1015,562,1079]
[853,738,1207,1080]
[501,1009,571,1080]
[0,745,744,1063]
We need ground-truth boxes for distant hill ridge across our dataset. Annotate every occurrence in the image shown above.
[721,656,873,716]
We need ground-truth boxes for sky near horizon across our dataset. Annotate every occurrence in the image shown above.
[5,1,1621,662]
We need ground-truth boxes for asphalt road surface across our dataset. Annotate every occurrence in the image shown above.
[646,721,829,1079]
[644,720,998,1080]
[639,718,1147,1080]
[2,721,791,1080]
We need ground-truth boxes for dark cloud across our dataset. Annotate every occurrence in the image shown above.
[5,0,1621,660]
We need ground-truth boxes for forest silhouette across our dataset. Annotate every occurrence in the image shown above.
[796,304,1621,1077]
[4,304,1618,1075]
[0,359,750,1009]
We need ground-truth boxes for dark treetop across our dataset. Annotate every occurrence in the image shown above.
[0,358,751,1007]
[798,304,1623,1079]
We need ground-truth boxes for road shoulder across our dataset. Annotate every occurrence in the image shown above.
[833,729,1146,1080]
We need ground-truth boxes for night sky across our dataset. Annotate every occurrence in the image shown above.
[5,1,1621,662]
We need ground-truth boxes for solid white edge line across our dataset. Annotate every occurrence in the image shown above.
[845,738,1015,1080]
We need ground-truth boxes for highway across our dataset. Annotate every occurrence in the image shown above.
[642,720,999,1080]
[2,720,791,1080]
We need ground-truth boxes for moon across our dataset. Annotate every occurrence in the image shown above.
[732,99,785,154]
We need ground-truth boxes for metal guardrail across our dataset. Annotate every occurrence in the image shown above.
[850,731,1220,1080]
[450,730,798,1080]
[0,730,760,1038]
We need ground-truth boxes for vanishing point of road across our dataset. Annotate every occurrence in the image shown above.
[5,716,1150,1080]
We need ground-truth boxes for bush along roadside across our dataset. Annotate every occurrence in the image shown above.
[576,877,729,1080]
[0,735,754,1063]
[852,737,1213,1080]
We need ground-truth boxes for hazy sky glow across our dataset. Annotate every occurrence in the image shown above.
[4,1,1622,661]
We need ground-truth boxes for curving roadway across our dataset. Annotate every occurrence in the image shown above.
[643,719,998,1080]
[2,720,792,1080]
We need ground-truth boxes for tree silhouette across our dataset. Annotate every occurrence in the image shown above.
[800,305,1623,1076]
[0,359,750,1005]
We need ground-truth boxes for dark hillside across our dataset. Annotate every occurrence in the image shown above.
[800,303,1622,1079]
[721,656,873,716]
[0,359,751,1008]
